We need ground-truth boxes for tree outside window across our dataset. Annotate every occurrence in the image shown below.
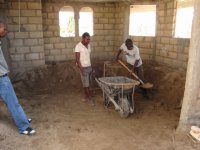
[59,6,75,37]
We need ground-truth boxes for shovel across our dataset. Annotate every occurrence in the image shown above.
[118,60,153,89]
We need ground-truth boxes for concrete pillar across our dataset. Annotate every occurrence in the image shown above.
[178,0,200,130]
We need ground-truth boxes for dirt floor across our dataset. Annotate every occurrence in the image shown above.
[0,60,200,150]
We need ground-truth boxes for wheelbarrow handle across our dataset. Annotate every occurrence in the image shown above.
[117,60,144,85]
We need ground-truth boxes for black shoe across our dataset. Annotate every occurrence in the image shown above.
[28,118,32,123]
[21,127,36,135]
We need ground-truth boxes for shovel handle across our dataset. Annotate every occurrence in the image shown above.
[118,60,144,84]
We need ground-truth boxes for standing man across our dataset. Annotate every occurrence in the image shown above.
[75,32,95,106]
[116,38,149,99]
[0,21,36,135]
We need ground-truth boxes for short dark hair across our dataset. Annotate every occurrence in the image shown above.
[82,32,90,38]
[125,39,133,47]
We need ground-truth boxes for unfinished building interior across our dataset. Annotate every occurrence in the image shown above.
[0,0,200,149]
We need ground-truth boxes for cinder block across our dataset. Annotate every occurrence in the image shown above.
[10,39,23,47]
[22,24,37,31]
[178,54,188,61]
[28,17,42,24]
[48,13,57,19]
[29,32,43,38]
[49,37,60,43]
[94,13,104,18]
[13,17,28,24]
[65,43,75,49]
[139,42,151,48]
[167,9,174,16]
[168,52,177,59]
[54,43,65,49]
[21,10,36,17]
[36,10,42,17]
[98,41,108,46]
[158,10,165,17]
[24,39,38,46]
[160,51,167,57]
[38,39,44,45]
[7,32,14,39]
[11,54,25,61]
[7,10,19,17]
[7,25,19,32]
[165,44,174,51]
[105,13,114,18]
[167,2,174,9]
[18,61,32,68]
[99,18,108,24]
[15,32,29,39]
[50,49,61,55]
[16,47,30,53]
[25,53,40,60]
[39,53,44,59]
[170,38,178,45]
[31,46,44,53]
[27,2,41,9]
[45,55,54,61]
[55,55,66,61]
[11,2,27,9]
[161,37,170,44]
[104,24,113,30]
[158,4,165,9]
[104,46,114,52]
[32,60,45,67]
[94,24,104,30]
[44,44,54,50]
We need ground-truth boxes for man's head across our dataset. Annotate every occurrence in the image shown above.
[125,39,133,50]
[81,32,90,46]
[0,21,8,38]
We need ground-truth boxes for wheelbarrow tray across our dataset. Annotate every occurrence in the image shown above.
[98,76,139,90]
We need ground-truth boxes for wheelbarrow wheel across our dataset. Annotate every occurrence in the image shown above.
[118,97,130,118]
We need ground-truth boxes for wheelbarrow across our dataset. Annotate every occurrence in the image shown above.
[95,76,139,118]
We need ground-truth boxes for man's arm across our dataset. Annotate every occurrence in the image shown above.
[116,49,122,61]
[75,52,83,74]
[132,59,140,71]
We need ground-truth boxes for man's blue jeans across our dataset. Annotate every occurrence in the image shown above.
[0,76,29,133]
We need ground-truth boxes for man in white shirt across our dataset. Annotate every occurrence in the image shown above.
[75,32,95,106]
[116,39,149,99]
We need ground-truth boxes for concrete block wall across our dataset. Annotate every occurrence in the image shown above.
[4,0,45,74]
[155,0,190,69]
[0,0,191,75]
[43,0,117,62]
[115,0,190,69]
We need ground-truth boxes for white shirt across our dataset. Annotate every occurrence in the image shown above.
[120,43,142,67]
[75,42,91,67]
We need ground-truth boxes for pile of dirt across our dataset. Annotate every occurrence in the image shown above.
[143,61,185,107]
[12,60,186,109]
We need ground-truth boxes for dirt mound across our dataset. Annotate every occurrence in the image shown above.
[12,60,186,109]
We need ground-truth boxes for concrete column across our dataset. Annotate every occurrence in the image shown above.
[178,0,200,130]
